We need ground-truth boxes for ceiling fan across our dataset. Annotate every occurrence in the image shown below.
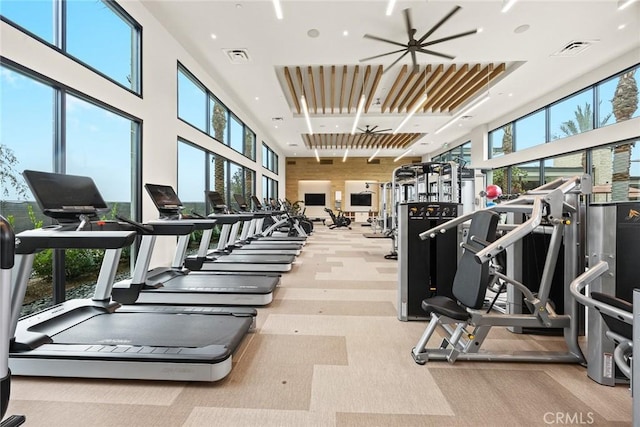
[358,125,392,136]
[360,6,478,74]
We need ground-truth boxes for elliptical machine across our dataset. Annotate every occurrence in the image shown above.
[324,208,352,229]
[1,216,25,427]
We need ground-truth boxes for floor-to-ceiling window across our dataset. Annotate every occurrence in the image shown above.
[0,61,140,314]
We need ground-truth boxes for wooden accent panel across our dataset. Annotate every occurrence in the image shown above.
[302,133,424,150]
[279,62,506,116]
[284,156,422,208]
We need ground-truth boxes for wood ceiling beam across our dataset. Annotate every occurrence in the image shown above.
[308,66,318,114]
[439,63,490,111]
[424,64,467,111]
[319,66,326,114]
[365,65,383,113]
[449,63,505,111]
[420,64,456,112]
[390,70,419,113]
[339,65,347,114]
[433,63,480,112]
[347,65,359,114]
[406,64,443,112]
[330,65,336,114]
[381,64,407,114]
[284,67,300,114]
[397,65,431,113]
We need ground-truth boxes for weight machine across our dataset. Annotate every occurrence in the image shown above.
[411,175,590,365]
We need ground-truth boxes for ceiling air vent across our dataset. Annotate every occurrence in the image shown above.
[552,40,598,57]
[319,159,333,165]
[223,48,250,63]
[367,159,381,164]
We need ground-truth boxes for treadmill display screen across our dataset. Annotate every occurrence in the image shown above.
[145,184,183,210]
[23,170,108,218]
[207,191,226,207]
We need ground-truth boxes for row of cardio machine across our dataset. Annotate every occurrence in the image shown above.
[4,170,309,388]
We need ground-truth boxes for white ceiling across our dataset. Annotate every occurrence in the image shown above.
[141,0,640,159]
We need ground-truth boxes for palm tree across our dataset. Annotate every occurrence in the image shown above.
[558,102,610,137]
[610,71,638,201]
[501,123,513,155]
[211,104,227,195]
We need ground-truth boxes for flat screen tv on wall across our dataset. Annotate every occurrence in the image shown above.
[304,193,326,206]
[350,193,372,207]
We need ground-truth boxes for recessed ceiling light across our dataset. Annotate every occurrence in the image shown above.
[477,27,484,33]
[255,96,259,101]
[210,33,217,40]
[514,24,530,34]
[307,29,320,38]
[618,24,626,30]
[274,125,278,129]
[343,30,349,36]
[335,125,339,128]
[508,93,513,97]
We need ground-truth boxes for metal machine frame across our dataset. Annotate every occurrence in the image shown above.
[411,175,590,365]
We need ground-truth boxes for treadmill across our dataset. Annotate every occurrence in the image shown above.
[244,195,308,242]
[111,215,281,306]
[144,184,295,273]
[207,191,302,255]
[9,171,254,382]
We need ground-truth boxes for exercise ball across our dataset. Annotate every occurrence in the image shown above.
[485,184,502,200]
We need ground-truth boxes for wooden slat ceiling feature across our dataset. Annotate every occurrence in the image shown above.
[280,62,506,115]
[302,133,425,151]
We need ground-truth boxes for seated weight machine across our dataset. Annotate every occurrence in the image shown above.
[411,175,590,365]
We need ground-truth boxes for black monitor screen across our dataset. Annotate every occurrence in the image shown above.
[304,193,326,206]
[251,195,263,209]
[23,170,107,218]
[350,193,372,207]
[233,194,248,208]
[144,184,183,211]
[207,191,226,206]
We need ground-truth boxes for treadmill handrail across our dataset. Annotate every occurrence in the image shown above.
[15,229,137,254]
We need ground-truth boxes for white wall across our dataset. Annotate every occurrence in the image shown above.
[1,2,286,267]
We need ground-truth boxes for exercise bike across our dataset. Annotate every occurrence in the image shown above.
[324,208,351,229]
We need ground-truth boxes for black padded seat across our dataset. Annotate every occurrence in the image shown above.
[421,296,470,321]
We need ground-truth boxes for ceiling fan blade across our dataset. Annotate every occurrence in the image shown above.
[420,29,478,48]
[383,51,410,73]
[417,48,455,60]
[416,5,461,44]
[370,125,379,132]
[375,128,393,133]
[403,8,414,40]
[363,34,407,49]
[360,48,407,62]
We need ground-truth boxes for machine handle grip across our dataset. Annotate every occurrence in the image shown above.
[0,215,15,269]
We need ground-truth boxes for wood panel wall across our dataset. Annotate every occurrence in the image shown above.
[284,156,422,208]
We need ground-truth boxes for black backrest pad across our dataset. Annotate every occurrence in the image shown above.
[590,291,633,340]
[452,210,500,309]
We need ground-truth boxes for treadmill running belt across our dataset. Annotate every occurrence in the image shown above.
[51,313,249,349]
